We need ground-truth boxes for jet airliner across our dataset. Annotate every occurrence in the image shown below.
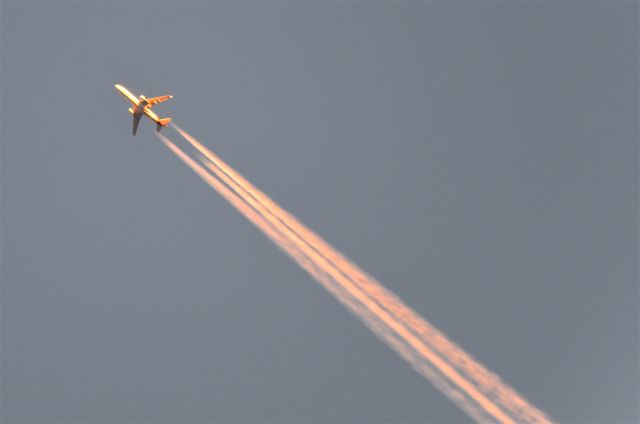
[115,84,172,135]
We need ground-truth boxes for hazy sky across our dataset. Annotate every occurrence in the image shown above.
[1,2,638,423]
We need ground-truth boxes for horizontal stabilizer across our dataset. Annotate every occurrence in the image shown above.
[156,117,172,132]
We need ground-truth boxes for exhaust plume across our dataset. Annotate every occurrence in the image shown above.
[159,126,551,424]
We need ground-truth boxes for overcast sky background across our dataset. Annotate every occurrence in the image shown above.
[1,2,638,423]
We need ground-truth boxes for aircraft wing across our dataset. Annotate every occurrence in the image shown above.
[145,95,172,106]
[132,111,143,135]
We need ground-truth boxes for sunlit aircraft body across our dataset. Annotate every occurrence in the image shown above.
[115,84,172,135]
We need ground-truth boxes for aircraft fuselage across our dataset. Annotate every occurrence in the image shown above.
[115,84,172,135]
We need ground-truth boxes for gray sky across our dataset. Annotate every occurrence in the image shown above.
[1,2,638,423]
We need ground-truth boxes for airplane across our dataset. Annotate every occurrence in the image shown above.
[115,84,172,135]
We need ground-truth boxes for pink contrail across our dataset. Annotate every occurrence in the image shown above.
[161,126,551,423]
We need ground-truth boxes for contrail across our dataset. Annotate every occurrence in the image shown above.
[160,127,551,423]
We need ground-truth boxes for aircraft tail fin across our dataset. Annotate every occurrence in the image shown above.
[156,117,172,132]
